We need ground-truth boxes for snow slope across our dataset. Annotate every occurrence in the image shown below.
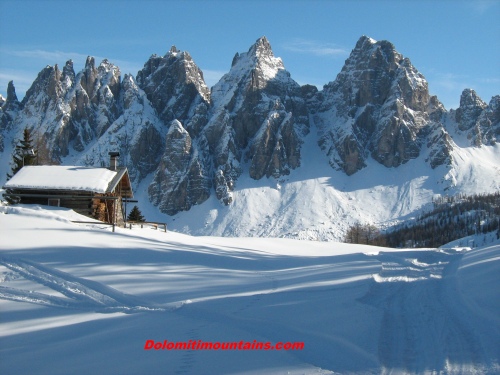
[146,124,500,241]
[1,205,498,374]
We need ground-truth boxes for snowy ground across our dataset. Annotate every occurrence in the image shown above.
[1,205,499,374]
[130,126,500,241]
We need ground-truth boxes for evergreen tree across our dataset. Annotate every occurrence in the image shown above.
[7,128,37,179]
[127,205,145,222]
[378,191,500,248]
[4,128,38,204]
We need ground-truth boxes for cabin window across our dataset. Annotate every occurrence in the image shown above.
[48,198,60,207]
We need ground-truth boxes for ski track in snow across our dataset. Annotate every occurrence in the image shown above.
[0,257,168,313]
[361,249,492,374]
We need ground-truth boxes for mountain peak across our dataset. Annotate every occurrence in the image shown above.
[254,36,271,49]
[85,56,95,70]
[63,59,74,74]
[237,36,285,81]
[459,88,487,109]
[212,36,289,106]
[6,80,19,103]
[356,35,377,48]
[2,35,499,226]
[165,45,188,59]
[353,36,399,62]
[1,80,21,113]
[248,36,274,58]
[316,34,433,174]
[136,44,210,126]
[455,88,488,135]
[62,60,75,87]
[226,37,283,75]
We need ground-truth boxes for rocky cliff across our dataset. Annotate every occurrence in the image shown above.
[1,36,498,218]
[452,89,500,146]
[311,36,453,175]
[202,36,309,203]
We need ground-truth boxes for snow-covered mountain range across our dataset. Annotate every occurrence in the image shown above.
[1,36,499,240]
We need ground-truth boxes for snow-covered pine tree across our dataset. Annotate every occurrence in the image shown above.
[127,205,145,222]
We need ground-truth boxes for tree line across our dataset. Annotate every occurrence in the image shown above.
[345,191,500,248]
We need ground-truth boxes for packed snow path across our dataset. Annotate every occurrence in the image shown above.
[362,250,494,374]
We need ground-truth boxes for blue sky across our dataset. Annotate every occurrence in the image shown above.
[0,0,498,110]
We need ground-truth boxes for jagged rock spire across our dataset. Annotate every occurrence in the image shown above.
[455,88,487,131]
[6,80,19,104]
[1,80,22,114]
[454,89,499,145]
[62,60,76,88]
[249,36,273,57]
[0,81,21,135]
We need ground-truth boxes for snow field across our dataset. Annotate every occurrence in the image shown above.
[0,205,499,374]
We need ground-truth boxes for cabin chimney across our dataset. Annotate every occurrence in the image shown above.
[109,152,120,171]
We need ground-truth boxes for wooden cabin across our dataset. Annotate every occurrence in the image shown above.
[3,153,133,226]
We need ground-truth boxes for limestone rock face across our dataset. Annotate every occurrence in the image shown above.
[425,123,454,169]
[5,81,21,111]
[148,120,211,215]
[68,58,122,151]
[75,74,165,186]
[313,36,434,174]
[0,81,22,151]
[136,46,214,214]
[3,46,213,216]
[136,46,210,137]
[11,58,122,162]
[1,81,21,129]
[454,89,499,146]
[3,56,166,189]
[204,36,309,203]
[484,96,500,144]
[1,35,498,219]
[455,89,487,131]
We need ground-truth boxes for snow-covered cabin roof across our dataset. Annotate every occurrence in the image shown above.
[4,166,133,197]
